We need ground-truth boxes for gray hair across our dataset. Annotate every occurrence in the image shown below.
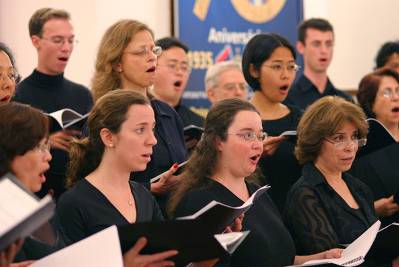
[204,61,242,91]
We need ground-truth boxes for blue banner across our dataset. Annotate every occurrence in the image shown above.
[175,0,303,111]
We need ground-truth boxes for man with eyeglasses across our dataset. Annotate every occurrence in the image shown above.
[13,8,93,200]
[152,37,204,128]
[285,18,352,110]
[204,60,248,106]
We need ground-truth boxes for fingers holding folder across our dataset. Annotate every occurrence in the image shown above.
[123,237,178,267]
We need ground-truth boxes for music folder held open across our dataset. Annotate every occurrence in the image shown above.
[0,173,55,251]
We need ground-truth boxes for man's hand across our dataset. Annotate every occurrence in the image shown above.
[49,129,81,152]
[374,196,399,217]
[262,136,285,157]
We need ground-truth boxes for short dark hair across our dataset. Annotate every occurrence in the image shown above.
[242,33,296,91]
[0,102,49,176]
[29,8,70,37]
[375,41,399,69]
[357,67,399,118]
[298,18,334,44]
[155,37,189,53]
[0,42,20,83]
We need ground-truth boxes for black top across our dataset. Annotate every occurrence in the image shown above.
[175,103,204,128]
[285,75,353,110]
[174,179,296,267]
[13,69,93,199]
[283,163,378,255]
[55,179,163,245]
[350,143,399,226]
[259,105,303,213]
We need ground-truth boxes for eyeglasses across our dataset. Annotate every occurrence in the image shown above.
[36,141,51,154]
[124,46,162,57]
[0,70,19,82]
[158,62,191,73]
[228,131,268,142]
[41,36,79,47]
[263,63,300,74]
[380,87,399,99]
[221,83,248,92]
[324,137,367,150]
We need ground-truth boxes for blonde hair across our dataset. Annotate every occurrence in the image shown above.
[91,19,153,101]
[295,96,368,164]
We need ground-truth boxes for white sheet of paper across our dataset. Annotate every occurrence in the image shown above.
[0,178,51,236]
[31,226,123,267]
[298,220,381,267]
[178,185,271,220]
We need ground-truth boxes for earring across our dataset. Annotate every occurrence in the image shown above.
[109,144,114,148]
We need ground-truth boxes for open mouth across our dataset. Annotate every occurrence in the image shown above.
[279,85,289,91]
[319,58,327,63]
[0,95,10,102]
[250,154,261,163]
[58,57,68,62]
[174,80,182,87]
[392,107,399,113]
[146,66,156,72]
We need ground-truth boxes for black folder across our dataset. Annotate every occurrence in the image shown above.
[368,223,399,259]
[0,173,55,251]
[183,125,204,141]
[177,185,270,234]
[117,220,248,266]
[46,108,88,132]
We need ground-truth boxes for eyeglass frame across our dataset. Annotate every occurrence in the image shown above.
[124,46,162,57]
[0,69,20,83]
[157,62,191,73]
[35,141,51,154]
[380,87,399,99]
[227,131,268,142]
[263,63,301,74]
[324,137,367,150]
[40,36,79,47]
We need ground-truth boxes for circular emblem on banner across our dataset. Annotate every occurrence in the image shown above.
[231,0,286,24]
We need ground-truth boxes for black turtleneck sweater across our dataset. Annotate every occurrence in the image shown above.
[13,69,93,199]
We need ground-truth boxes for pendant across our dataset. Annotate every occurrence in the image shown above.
[128,200,133,206]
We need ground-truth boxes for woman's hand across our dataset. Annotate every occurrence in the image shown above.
[322,248,343,259]
[0,240,24,267]
[262,136,285,156]
[224,214,244,233]
[374,196,399,217]
[123,237,178,267]
[151,164,182,195]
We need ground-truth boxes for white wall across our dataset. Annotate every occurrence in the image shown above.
[0,0,171,87]
[304,0,399,90]
[1,0,398,90]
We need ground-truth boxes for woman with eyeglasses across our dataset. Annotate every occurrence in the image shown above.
[242,33,303,213]
[169,98,342,267]
[350,67,399,226]
[283,96,395,266]
[0,42,20,103]
[91,20,187,215]
[0,102,52,266]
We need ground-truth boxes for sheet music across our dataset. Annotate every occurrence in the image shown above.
[296,220,381,267]
[178,185,270,220]
[0,178,51,236]
[31,226,123,267]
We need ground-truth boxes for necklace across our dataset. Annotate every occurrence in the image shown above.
[128,199,133,206]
